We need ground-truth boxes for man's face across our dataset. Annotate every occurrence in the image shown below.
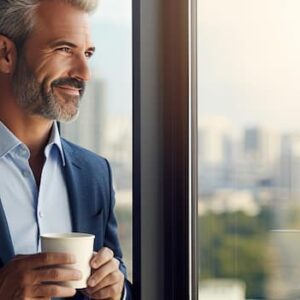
[12,0,95,122]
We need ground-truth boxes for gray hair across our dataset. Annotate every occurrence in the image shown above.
[0,0,98,49]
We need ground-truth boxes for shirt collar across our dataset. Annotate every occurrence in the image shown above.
[0,122,21,158]
[0,121,65,166]
[44,122,66,166]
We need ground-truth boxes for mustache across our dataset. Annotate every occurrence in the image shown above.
[51,77,85,94]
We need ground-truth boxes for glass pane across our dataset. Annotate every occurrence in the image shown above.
[60,0,132,280]
[198,0,300,299]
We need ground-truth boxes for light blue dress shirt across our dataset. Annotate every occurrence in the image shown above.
[0,121,72,255]
[0,121,127,300]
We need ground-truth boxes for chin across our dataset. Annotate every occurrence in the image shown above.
[58,109,80,123]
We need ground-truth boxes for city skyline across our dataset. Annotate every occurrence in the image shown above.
[89,0,300,134]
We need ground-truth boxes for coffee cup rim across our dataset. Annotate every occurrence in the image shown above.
[41,232,95,239]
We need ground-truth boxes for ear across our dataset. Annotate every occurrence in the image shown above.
[0,35,17,74]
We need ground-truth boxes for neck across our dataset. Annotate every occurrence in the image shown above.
[0,100,54,187]
[0,90,53,155]
[2,116,53,155]
[0,82,56,187]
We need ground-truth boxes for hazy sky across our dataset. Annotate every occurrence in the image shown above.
[86,0,300,133]
[198,0,300,132]
[91,0,131,25]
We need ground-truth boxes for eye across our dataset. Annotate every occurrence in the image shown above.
[85,51,94,59]
[57,47,72,54]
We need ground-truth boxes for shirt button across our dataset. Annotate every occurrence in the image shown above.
[39,211,44,218]
[19,148,28,158]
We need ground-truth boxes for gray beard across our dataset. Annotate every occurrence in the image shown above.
[12,53,84,122]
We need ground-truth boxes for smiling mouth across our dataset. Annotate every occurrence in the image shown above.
[55,85,82,96]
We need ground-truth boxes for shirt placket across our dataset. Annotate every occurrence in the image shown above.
[36,146,52,252]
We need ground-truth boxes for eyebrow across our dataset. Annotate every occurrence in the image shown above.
[49,40,96,53]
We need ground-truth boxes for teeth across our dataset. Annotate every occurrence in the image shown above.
[60,86,78,91]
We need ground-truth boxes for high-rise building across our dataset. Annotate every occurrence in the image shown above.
[244,127,280,166]
[102,116,132,190]
[279,134,300,202]
[198,116,234,193]
[198,116,233,166]
[233,127,280,189]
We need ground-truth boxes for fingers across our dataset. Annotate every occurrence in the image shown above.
[1,253,79,299]
[88,258,120,288]
[88,270,124,293]
[26,284,76,298]
[84,248,125,300]
[90,247,114,269]
[30,267,82,284]
[26,252,76,269]
[87,282,123,299]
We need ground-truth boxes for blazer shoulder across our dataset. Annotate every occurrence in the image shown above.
[61,138,110,171]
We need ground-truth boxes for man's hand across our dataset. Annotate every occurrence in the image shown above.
[83,247,125,300]
[0,252,82,299]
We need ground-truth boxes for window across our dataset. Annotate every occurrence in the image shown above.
[132,0,197,298]
[61,0,198,298]
[198,1,300,299]
[60,0,133,280]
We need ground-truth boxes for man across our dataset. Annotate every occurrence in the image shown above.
[0,0,132,299]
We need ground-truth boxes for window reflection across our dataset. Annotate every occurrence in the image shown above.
[198,0,300,298]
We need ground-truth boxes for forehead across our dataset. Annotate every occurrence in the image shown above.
[30,0,93,47]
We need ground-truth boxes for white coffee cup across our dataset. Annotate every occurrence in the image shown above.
[41,232,95,289]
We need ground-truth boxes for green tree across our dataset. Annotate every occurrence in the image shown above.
[199,209,272,298]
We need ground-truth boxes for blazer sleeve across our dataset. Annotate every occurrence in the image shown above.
[103,159,133,299]
[73,158,132,300]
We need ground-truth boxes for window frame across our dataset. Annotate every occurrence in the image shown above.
[132,0,198,298]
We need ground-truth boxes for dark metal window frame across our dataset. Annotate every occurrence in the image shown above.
[132,0,198,298]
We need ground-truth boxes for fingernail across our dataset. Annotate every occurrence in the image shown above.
[89,278,96,287]
[92,260,98,268]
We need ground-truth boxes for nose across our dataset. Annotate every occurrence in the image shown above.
[69,54,91,82]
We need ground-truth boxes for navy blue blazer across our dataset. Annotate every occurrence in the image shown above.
[0,138,132,299]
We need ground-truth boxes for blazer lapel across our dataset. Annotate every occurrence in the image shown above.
[0,197,14,265]
[62,141,92,234]
[61,139,105,250]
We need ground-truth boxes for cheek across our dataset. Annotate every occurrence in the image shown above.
[33,57,70,86]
